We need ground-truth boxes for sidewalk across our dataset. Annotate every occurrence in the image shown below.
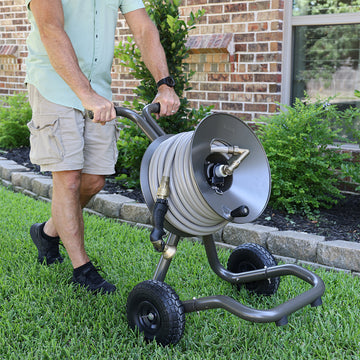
[1,156,360,275]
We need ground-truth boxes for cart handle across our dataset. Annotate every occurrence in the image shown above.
[85,103,166,142]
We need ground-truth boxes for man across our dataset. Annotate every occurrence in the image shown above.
[26,0,180,294]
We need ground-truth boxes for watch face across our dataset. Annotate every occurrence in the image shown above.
[166,77,175,87]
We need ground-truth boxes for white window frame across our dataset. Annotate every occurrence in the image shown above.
[281,3,360,106]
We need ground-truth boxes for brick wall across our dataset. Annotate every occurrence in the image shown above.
[178,0,284,120]
[0,0,284,120]
[0,0,29,95]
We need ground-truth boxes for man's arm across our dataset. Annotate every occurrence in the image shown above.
[124,9,180,117]
[28,0,115,123]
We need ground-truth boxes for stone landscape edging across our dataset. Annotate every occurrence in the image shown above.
[1,157,359,276]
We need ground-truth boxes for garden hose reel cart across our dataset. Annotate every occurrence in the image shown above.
[111,104,325,346]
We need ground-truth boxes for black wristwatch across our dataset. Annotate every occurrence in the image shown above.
[157,76,175,89]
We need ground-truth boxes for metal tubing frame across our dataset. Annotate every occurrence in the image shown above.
[149,233,325,325]
[152,233,181,282]
[115,104,165,142]
[181,235,325,324]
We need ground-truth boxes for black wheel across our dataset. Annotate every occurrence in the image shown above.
[126,280,185,346]
[227,243,280,296]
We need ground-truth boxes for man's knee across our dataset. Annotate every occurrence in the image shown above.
[81,174,105,197]
[52,170,82,195]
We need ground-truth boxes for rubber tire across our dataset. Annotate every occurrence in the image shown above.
[227,243,280,296]
[126,280,185,346]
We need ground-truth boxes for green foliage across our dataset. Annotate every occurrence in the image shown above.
[340,162,360,191]
[258,96,360,215]
[0,94,31,149]
[338,89,360,191]
[114,0,212,188]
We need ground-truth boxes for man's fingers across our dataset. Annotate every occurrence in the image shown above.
[158,102,180,117]
[91,106,116,123]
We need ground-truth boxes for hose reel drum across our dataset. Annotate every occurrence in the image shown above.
[140,112,271,238]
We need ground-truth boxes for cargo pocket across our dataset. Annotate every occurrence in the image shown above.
[27,114,64,165]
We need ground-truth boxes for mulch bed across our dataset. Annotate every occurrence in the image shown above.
[1,146,359,243]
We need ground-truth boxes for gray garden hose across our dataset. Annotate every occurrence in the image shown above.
[148,131,229,236]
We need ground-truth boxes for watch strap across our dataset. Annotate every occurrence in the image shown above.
[156,76,175,88]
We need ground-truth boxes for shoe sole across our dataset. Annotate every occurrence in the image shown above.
[71,279,116,294]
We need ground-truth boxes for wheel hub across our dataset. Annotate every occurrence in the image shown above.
[137,301,160,332]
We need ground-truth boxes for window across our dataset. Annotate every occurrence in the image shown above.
[293,0,360,16]
[282,1,360,108]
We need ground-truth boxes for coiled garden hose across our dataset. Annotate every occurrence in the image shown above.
[148,131,229,245]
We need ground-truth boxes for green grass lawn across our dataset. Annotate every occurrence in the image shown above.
[0,185,359,359]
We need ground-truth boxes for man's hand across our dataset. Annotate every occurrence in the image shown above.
[153,85,180,118]
[82,91,116,125]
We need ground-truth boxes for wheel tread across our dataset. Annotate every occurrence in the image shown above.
[227,243,280,296]
[126,280,185,346]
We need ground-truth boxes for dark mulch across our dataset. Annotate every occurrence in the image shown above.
[1,147,359,242]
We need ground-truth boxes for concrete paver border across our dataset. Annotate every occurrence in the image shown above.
[1,157,359,275]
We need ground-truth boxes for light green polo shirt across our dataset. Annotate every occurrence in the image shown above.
[25,0,145,111]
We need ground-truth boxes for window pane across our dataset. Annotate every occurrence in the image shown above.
[293,0,360,15]
[292,23,360,108]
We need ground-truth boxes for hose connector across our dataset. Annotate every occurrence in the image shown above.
[156,176,170,199]
[150,177,178,259]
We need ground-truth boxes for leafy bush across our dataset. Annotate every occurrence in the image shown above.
[340,162,360,192]
[114,0,212,188]
[0,94,31,149]
[339,90,360,191]
[257,96,360,215]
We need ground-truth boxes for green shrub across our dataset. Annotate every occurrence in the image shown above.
[339,90,360,191]
[340,162,360,192]
[257,96,359,215]
[0,94,31,149]
[114,0,212,188]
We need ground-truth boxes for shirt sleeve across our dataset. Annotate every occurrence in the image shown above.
[25,0,32,10]
[119,0,145,14]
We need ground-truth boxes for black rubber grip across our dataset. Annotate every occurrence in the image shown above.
[150,198,168,250]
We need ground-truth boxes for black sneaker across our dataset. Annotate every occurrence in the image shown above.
[72,262,116,294]
[30,223,64,265]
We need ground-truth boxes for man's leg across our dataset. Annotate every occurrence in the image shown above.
[37,170,115,293]
[43,173,106,260]
[50,170,87,268]
[27,84,116,292]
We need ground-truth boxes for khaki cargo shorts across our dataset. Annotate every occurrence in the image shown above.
[27,84,120,175]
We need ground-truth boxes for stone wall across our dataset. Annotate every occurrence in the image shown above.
[0,0,284,120]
